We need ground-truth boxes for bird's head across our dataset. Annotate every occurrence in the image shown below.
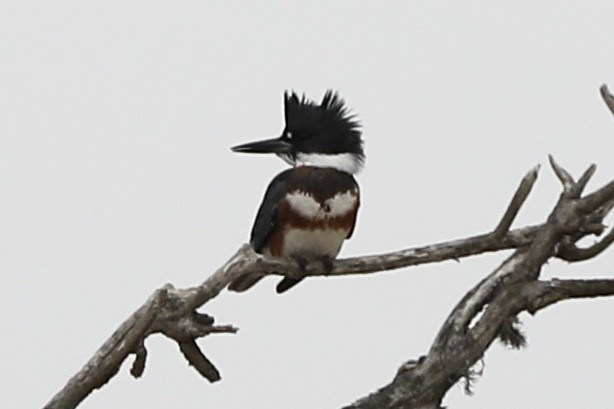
[232,90,364,174]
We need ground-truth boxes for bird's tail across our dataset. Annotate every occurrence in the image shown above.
[228,273,304,293]
[275,277,304,293]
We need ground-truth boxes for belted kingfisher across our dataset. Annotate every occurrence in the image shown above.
[228,90,364,293]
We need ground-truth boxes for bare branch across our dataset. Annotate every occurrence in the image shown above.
[525,278,614,313]
[549,154,575,191]
[44,287,168,409]
[44,284,237,409]
[576,164,597,195]
[492,164,540,238]
[557,226,614,261]
[178,339,221,382]
[578,180,614,213]
[322,226,537,277]
[130,340,147,378]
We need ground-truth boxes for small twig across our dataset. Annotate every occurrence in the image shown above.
[130,340,147,378]
[178,339,221,382]
[548,154,575,192]
[492,164,540,238]
[558,227,614,261]
[208,324,240,334]
[577,181,614,213]
[576,164,597,196]
[526,278,614,313]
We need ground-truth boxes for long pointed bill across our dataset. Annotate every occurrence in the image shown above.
[231,136,291,155]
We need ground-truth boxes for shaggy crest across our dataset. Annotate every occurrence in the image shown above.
[282,90,364,163]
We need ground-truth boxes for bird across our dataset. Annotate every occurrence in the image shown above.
[228,90,364,293]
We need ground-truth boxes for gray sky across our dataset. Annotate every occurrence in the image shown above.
[3,2,614,408]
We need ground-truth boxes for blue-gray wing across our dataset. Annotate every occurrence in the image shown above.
[249,171,290,252]
[228,171,290,292]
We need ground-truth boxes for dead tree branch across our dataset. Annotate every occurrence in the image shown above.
[341,84,614,409]
[45,85,614,409]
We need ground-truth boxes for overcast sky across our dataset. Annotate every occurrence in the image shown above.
[3,2,614,408]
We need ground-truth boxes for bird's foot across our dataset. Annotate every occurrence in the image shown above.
[319,255,334,275]
[292,255,310,271]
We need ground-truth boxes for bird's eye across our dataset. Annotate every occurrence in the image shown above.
[285,131,293,139]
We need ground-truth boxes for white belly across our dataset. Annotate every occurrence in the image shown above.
[286,190,357,219]
[281,227,349,258]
